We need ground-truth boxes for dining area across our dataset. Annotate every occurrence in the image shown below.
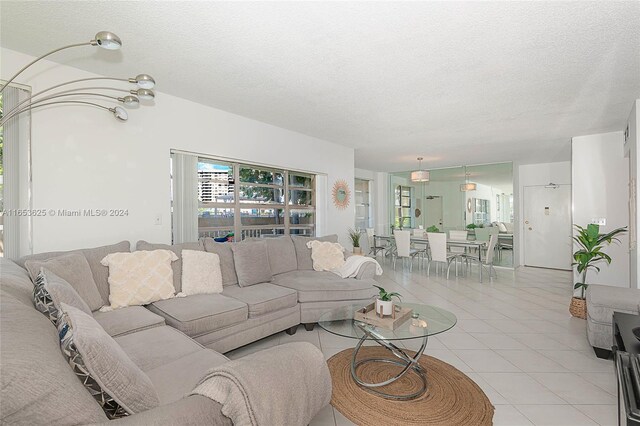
[361,229,498,282]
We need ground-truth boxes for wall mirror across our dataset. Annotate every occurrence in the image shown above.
[389,162,514,268]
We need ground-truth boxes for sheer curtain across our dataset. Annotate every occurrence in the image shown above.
[171,152,199,243]
[2,85,31,259]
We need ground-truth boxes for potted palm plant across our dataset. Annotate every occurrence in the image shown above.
[373,285,402,317]
[348,228,362,255]
[570,223,627,319]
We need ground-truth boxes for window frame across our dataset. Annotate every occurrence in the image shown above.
[196,157,316,240]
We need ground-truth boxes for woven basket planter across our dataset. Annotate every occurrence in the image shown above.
[569,297,587,319]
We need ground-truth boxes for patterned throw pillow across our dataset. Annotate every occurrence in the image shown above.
[57,303,160,419]
[306,240,346,272]
[100,250,179,309]
[33,268,93,324]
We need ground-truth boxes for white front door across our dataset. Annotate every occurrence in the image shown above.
[523,185,572,270]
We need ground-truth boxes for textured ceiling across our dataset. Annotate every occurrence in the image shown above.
[1,1,639,172]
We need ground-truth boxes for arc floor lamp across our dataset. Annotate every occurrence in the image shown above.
[0,31,155,125]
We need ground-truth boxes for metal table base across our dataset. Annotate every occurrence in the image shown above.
[350,323,429,400]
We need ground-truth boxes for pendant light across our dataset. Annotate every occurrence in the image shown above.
[410,157,430,182]
[460,167,477,191]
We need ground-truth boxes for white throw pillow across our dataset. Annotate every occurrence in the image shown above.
[306,240,346,272]
[181,250,223,296]
[498,222,508,233]
[101,250,178,309]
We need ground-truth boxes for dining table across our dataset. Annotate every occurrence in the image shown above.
[374,234,487,262]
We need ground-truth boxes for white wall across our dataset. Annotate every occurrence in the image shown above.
[2,48,355,255]
[516,161,572,267]
[572,131,630,287]
[624,100,639,287]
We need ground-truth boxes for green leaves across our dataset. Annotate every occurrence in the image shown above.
[348,228,361,247]
[373,285,402,302]
[573,223,627,299]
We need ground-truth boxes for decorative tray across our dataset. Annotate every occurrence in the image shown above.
[354,302,413,330]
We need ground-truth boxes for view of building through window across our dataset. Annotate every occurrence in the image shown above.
[197,158,315,240]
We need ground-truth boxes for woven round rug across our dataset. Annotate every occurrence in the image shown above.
[327,347,494,426]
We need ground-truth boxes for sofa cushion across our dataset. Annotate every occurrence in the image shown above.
[33,268,92,323]
[92,306,166,337]
[25,253,105,311]
[146,350,229,405]
[232,240,273,287]
[136,240,204,293]
[101,250,179,309]
[181,250,223,295]
[58,304,160,418]
[17,240,131,305]
[586,284,640,324]
[147,294,248,337]
[222,283,298,318]
[265,236,298,275]
[0,259,108,425]
[272,270,376,303]
[115,325,205,371]
[291,234,339,270]
[202,238,239,286]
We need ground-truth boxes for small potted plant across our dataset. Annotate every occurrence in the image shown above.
[571,223,627,319]
[426,225,440,233]
[373,285,402,317]
[348,228,362,255]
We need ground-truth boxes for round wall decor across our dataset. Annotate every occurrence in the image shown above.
[332,179,351,210]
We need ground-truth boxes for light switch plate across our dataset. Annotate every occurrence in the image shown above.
[591,218,606,226]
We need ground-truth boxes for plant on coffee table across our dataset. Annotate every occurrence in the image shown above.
[373,285,402,316]
[570,223,627,319]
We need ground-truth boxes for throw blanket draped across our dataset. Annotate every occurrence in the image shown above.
[331,255,383,278]
[191,342,332,426]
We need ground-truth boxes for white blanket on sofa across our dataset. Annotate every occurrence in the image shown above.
[331,255,383,278]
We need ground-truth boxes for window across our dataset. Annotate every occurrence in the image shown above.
[354,178,371,230]
[192,157,315,240]
[394,185,412,228]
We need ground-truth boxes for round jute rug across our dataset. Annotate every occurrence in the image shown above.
[327,347,494,426]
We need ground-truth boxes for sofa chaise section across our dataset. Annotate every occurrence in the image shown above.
[272,270,377,324]
[586,284,640,358]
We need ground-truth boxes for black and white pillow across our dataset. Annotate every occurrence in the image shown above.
[57,303,160,419]
[33,268,92,324]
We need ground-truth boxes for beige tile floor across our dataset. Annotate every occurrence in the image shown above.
[225,263,616,426]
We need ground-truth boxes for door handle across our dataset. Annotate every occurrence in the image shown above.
[528,227,533,230]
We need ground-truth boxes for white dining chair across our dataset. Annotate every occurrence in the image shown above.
[366,228,386,257]
[393,230,423,271]
[469,233,499,283]
[449,229,469,273]
[425,232,461,278]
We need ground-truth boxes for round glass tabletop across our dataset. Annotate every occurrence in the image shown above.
[318,303,457,341]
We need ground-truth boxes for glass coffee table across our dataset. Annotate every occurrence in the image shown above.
[318,303,457,400]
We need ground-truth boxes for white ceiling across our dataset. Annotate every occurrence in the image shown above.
[2,1,639,172]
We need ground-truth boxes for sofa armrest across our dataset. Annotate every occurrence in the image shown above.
[93,395,231,426]
[355,261,376,280]
[192,342,331,426]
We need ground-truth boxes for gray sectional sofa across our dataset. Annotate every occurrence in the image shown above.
[1,234,377,424]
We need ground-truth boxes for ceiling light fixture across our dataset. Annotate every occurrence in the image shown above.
[410,157,430,182]
[0,31,155,125]
[460,168,477,191]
